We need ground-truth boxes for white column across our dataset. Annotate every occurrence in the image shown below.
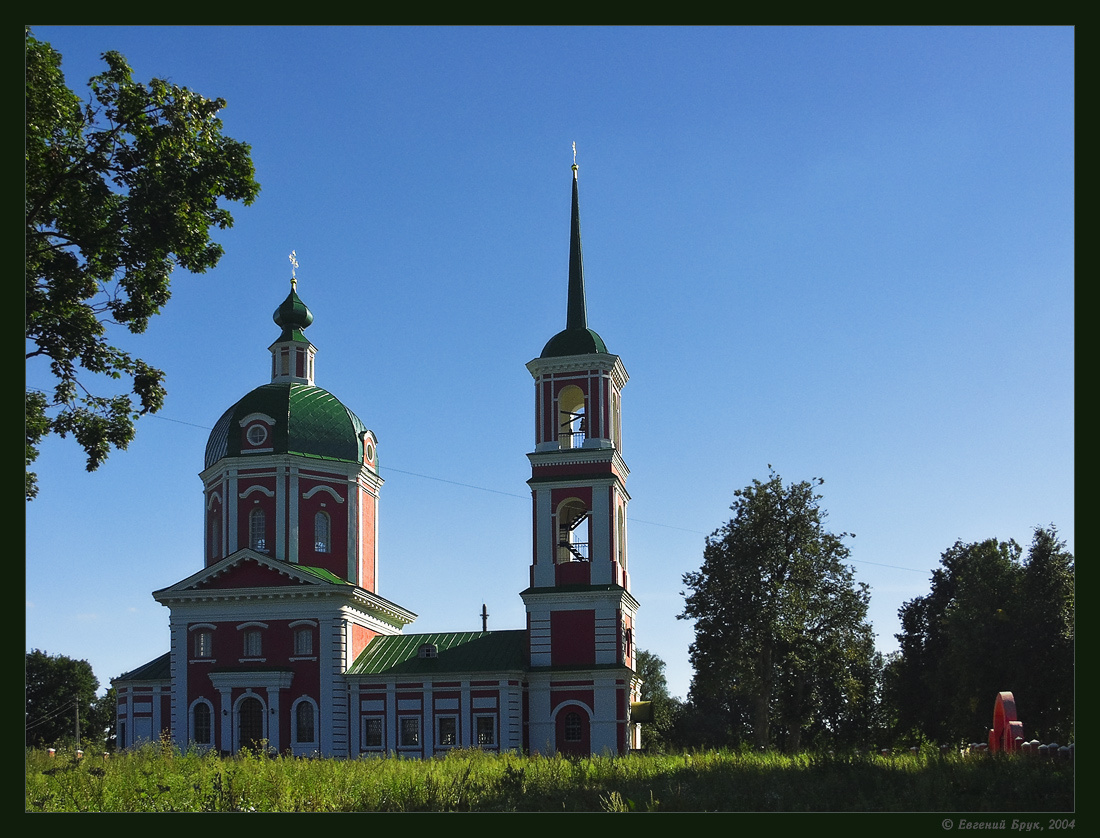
[534,489,554,587]
[527,683,553,755]
[170,622,187,750]
[266,687,282,752]
[288,465,299,563]
[227,469,239,553]
[275,464,287,561]
[217,688,233,753]
[591,677,619,755]
[385,684,397,756]
[590,484,611,584]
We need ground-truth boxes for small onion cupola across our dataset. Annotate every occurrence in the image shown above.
[270,258,317,385]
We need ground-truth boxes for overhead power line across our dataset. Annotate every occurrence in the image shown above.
[27,395,932,575]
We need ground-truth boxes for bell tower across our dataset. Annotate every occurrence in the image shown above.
[521,158,640,755]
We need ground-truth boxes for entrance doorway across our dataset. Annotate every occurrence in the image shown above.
[238,696,265,752]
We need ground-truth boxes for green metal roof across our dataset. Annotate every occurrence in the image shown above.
[273,286,314,341]
[540,327,609,358]
[347,630,527,676]
[294,565,353,585]
[205,382,369,469]
[114,652,171,683]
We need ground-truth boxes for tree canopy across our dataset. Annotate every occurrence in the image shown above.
[635,649,681,752]
[679,470,878,752]
[26,649,115,748]
[25,28,260,499]
[887,526,1074,746]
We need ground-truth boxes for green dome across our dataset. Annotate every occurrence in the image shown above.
[540,327,608,358]
[205,382,369,469]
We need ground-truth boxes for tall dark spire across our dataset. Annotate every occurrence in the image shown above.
[539,155,609,358]
[566,163,587,331]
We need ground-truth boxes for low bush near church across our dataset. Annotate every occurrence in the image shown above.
[25,743,1073,812]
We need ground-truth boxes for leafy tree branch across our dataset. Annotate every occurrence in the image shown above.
[25,28,260,499]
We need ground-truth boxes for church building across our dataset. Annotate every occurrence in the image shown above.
[113,163,642,757]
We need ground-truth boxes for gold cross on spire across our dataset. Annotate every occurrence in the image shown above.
[572,141,578,176]
[289,250,299,289]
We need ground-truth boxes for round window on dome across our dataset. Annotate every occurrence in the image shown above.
[246,424,269,446]
[366,442,375,463]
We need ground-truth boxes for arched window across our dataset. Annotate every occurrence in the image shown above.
[243,629,262,658]
[192,701,212,746]
[556,498,590,563]
[557,385,586,449]
[249,507,267,552]
[556,705,591,755]
[564,712,582,742]
[209,514,221,560]
[314,511,330,553]
[612,389,622,450]
[617,506,627,569]
[294,700,316,744]
[294,627,313,656]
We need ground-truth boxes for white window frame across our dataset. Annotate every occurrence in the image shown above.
[291,697,318,751]
[399,717,420,748]
[475,714,496,747]
[436,715,458,748]
[361,716,384,750]
[564,711,583,742]
[314,510,331,553]
[293,627,313,656]
[194,630,213,659]
[249,507,267,552]
[190,699,214,747]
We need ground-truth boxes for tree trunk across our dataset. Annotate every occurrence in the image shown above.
[752,642,773,750]
[785,670,808,753]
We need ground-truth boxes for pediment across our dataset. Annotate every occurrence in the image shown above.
[154,549,347,596]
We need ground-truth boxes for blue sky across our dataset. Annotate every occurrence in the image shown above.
[26,26,1074,701]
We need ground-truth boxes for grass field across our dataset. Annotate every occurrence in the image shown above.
[25,743,1074,813]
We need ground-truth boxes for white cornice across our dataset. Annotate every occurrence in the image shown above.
[527,447,630,479]
[524,667,633,684]
[209,670,295,690]
[525,353,629,388]
[157,585,416,628]
[520,585,640,613]
[199,454,374,485]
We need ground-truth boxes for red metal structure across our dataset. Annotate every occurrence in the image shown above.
[988,691,1025,752]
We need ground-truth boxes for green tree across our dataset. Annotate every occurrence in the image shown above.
[25,649,103,748]
[679,470,876,752]
[25,28,260,499]
[890,526,1074,746]
[1017,526,1074,740]
[635,649,681,752]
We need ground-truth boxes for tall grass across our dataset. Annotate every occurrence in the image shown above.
[25,743,1074,812]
